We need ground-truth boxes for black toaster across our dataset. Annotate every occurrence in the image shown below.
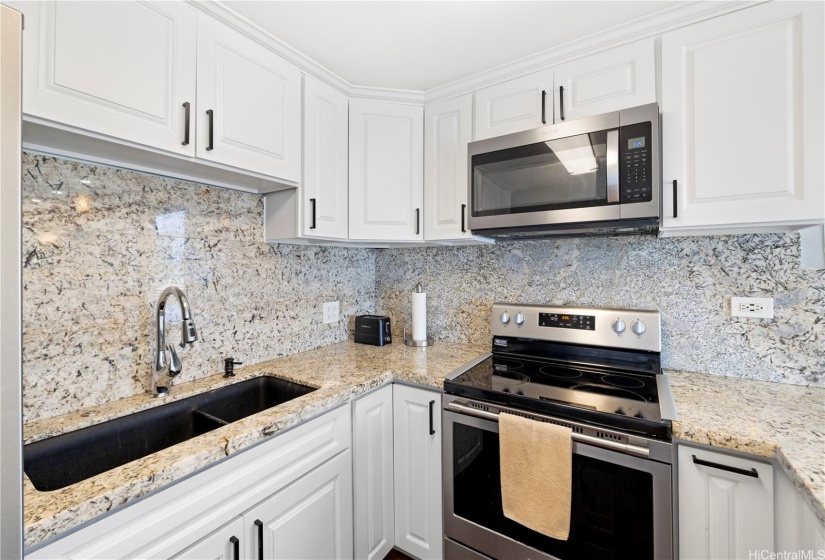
[354,315,392,346]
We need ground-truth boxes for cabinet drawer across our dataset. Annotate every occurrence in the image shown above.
[27,404,351,560]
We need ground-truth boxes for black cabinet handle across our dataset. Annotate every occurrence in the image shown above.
[254,519,263,560]
[541,90,546,124]
[461,203,466,233]
[692,455,758,478]
[206,109,214,151]
[672,180,678,218]
[309,198,317,229]
[559,86,565,121]
[429,400,435,435]
[230,536,239,560]
[415,208,420,235]
[181,102,191,146]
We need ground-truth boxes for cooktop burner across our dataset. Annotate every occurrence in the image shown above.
[449,355,662,424]
[444,304,674,439]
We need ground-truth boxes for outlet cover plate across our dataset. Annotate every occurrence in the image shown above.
[323,301,339,324]
[731,297,774,319]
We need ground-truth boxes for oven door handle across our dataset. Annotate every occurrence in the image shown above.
[446,401,650,459]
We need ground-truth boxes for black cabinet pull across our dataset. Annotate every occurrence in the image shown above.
[692,455,758,478]
[254,519,263,560]
[429,400,435,435]
[309,198,317,229]
[230,536,239,560]
[559,86,565,121]
[206,109,214,151]
[461,203,466,233]
[415,208,420,235]
[181,102,191,146]
[541,90,546,124]
[672,180,678,218]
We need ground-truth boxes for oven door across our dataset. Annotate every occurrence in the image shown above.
[467,112,621,232]
[443,397,673,560]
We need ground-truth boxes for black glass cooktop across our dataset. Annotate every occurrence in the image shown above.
[446,353,670,438]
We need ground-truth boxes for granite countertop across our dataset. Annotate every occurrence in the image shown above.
[23,341,825,549]
[668,370,825,526]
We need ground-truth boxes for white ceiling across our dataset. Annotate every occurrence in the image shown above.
[227,1,679,91]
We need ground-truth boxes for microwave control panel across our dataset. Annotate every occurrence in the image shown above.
[619,122,652,203]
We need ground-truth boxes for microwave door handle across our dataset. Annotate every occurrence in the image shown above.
[606,129,620,204]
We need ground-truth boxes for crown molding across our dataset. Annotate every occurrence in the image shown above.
[424,0,765,103]
[193,1,425,104]
[195,0,766,107]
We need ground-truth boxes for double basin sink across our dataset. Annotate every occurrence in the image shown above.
[24,376,316,492]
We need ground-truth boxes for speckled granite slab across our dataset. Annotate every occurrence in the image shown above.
[22,340,486,549]
[669,370,825,525]
[23,342,824,549]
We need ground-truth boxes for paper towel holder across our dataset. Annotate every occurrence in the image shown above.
[403,324,435,347]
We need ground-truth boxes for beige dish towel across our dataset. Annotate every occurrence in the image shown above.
[500,412,573,540]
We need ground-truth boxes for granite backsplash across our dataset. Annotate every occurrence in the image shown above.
[375,235,824,387]
[21,153,375,423]
[21,153,824,422]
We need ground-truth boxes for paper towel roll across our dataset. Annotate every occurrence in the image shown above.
[412,285,427,342]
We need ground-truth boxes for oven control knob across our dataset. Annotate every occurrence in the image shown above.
[500,312,511,325]
[631,320,647,336]
[611,319,627,334]
[514,313,525,326]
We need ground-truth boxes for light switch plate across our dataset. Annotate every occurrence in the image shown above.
[323,301,339,324]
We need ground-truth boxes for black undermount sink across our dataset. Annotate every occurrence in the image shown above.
[24,376,316,492]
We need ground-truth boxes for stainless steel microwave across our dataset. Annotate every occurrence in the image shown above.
[468,103,660,239]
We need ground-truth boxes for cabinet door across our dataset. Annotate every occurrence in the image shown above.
[16,0,196,156]
[661,1,824,230]
[353,387,395,560]
[393,386,442,560]
[678,446,774,560]
[424,94,474,241]
[172,517,244,560]
[244,451,353,560]
[196,14,301,181]
[553,38,655,123]
[349,99,424,241]
[303,76,349,239]
[473,69,553,141]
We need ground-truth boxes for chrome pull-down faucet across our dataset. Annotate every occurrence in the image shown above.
[152,287,198,397]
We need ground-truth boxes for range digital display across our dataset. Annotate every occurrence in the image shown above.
[538,313,595,330]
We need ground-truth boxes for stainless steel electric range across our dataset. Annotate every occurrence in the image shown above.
[442,303,677,560]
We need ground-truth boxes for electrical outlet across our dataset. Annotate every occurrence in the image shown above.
[731,297,774,319]
[323,301,339,324]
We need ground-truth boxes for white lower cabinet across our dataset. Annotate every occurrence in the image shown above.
[393,385,443,560]
[246,450,353,560]
[353,386,396,560]
[26,404,351,560]
[172,517,244,560]
[678,445,774,560]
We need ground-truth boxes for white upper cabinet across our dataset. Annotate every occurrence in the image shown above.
[424,94,474,242]
[553,38,656,123]
[303,76,349,239]
[678,446,774,560]
[196,14,301,181]
[661,1,824,232]
[16,1,197,156]
[349,99,424,241]
[474,69,553,141]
